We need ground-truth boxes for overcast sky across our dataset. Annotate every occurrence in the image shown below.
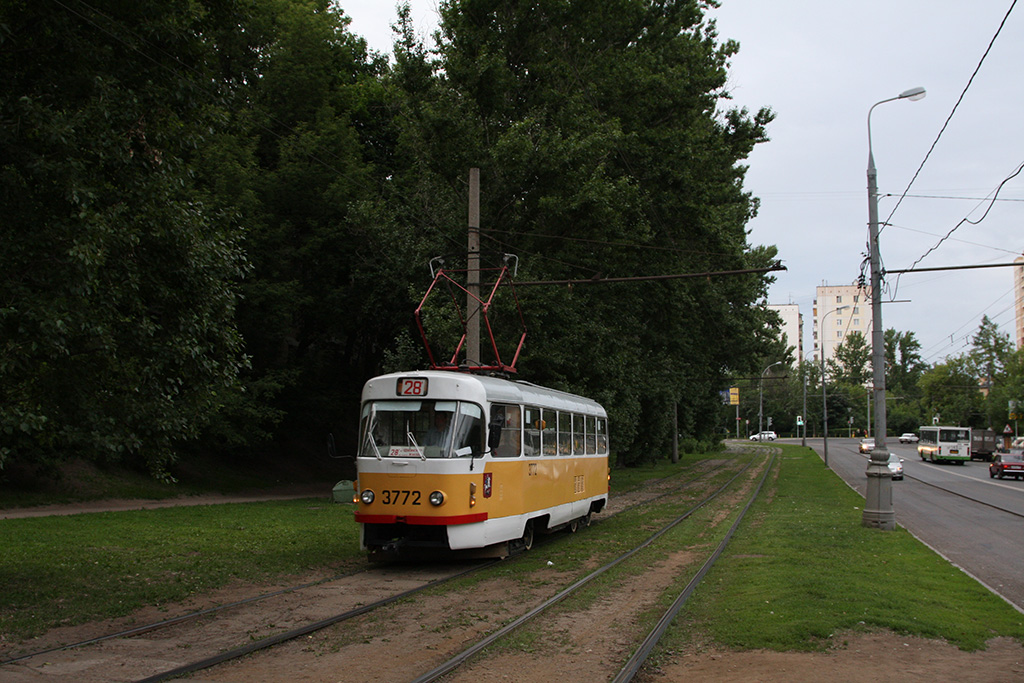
[343,1,1024,366]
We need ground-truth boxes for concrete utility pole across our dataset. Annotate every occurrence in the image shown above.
[863,87,924,531]
[466,168,481,365]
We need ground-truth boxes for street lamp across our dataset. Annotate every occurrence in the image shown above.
[864,86,925,531]
[820,305,849,468]
[758,360,783,436]
[801,351,815,447]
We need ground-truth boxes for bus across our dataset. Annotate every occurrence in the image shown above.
[917,426,971,464]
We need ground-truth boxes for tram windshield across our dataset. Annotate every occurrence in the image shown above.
[358,399,483,459]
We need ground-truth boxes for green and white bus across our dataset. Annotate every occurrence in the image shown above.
[917,426,971,464]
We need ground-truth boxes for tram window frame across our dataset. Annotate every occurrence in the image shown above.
[572,413,583,455]
[543,409,558,456]
[524,406,542,457]
[558,411,572,455]
[596,417,608,454]
[491,403,522,458]
[585,415,596,454]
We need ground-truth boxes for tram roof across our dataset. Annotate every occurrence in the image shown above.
[363,370,606,416]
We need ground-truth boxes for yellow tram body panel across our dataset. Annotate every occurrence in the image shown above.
[354,455,609,525]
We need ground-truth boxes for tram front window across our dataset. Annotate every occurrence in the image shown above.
[359,400,483,458]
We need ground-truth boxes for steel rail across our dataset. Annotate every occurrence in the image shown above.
[612,451,776,682]
[2,455,751,680]
[409,456,764,683]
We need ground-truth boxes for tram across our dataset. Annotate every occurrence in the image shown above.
[352,370,610,558]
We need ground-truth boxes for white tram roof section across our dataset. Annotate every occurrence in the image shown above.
[362,371,606,417]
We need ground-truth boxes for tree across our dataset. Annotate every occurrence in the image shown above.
[1,0,257,476]
[393,0,776,464]
[829,331,870,387]
[884,329,926,394]
[919,356,984,428]
[968,315,1012,388]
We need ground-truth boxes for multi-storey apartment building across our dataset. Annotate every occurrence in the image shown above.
[767,303,803,363]
[1015,255,1024,350]
[814,283,872,363]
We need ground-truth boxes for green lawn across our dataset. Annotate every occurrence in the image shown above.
[2,445,1022,654]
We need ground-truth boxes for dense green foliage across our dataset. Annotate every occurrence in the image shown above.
[751,316,1024,439]
[1,0,257,477]
[2,0,778,476]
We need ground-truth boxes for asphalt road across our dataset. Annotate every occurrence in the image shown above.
[796,436,1024,613]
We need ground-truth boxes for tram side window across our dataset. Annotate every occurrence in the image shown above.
[491,404,522,457]
[558,411,572,455]
[572,413,583,454]
[596,417,608,454]
[585,415,596,454]
[524,406,542,457]
[543,409,558,456]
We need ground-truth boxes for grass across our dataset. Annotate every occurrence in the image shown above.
[666,444,1024,652]
[2,444,1023,655]
[0,499,362,642]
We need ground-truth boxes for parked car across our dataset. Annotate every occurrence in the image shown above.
[886,454,904,480]
[989,453,1024,480]
[898,433,919,444]
[859,438,875,454]
[750,431,777,441]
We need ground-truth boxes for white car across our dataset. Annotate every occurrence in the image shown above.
[887,454,904,480]
[750,431,777,441]
[898,433,919,444]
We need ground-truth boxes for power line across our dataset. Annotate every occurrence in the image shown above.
[513,263,786,287]
[879,0,1018,239]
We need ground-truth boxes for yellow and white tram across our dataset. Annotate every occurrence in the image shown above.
[353,370,610,558]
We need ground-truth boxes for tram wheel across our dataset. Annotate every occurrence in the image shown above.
[582,512,592,528]
[521,520,534,551]
[568,519,580,534]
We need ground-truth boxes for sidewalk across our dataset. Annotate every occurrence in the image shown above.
[0,483,333,520]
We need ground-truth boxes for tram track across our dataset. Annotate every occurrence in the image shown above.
[407,451,774,683]
[1,455,752,682]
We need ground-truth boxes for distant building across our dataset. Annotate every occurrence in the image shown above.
[767,303,802,363]
[814,283,872,363]
[1015,255,1024,350]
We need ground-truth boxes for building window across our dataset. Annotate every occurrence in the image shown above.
[853,307,859,314]
[854,319,860,326]
[836,296,842,303]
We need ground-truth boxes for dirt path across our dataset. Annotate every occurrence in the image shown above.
[4,468,1024,681]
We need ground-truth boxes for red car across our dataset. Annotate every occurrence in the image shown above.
[989,453,1024,480]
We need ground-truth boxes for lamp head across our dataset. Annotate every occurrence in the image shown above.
[899,86,926,101]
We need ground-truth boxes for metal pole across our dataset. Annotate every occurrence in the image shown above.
[801,360,807,447]
[861,89,924,530]
[758,361,782,437]
[819,307,847,467]
[821,352,830,468]
[466,168,481,365]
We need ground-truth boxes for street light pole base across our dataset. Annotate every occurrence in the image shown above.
[862,452,895,530]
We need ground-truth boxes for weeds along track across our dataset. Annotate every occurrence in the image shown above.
[410,451,774,683]
[0,453,759,683]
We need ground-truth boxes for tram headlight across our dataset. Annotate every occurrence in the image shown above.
[429,490,445,506]
[360,489,375,505]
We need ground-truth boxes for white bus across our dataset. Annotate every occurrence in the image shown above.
[917,426,971,464]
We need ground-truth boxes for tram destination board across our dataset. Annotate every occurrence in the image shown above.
[397,377,429,396]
